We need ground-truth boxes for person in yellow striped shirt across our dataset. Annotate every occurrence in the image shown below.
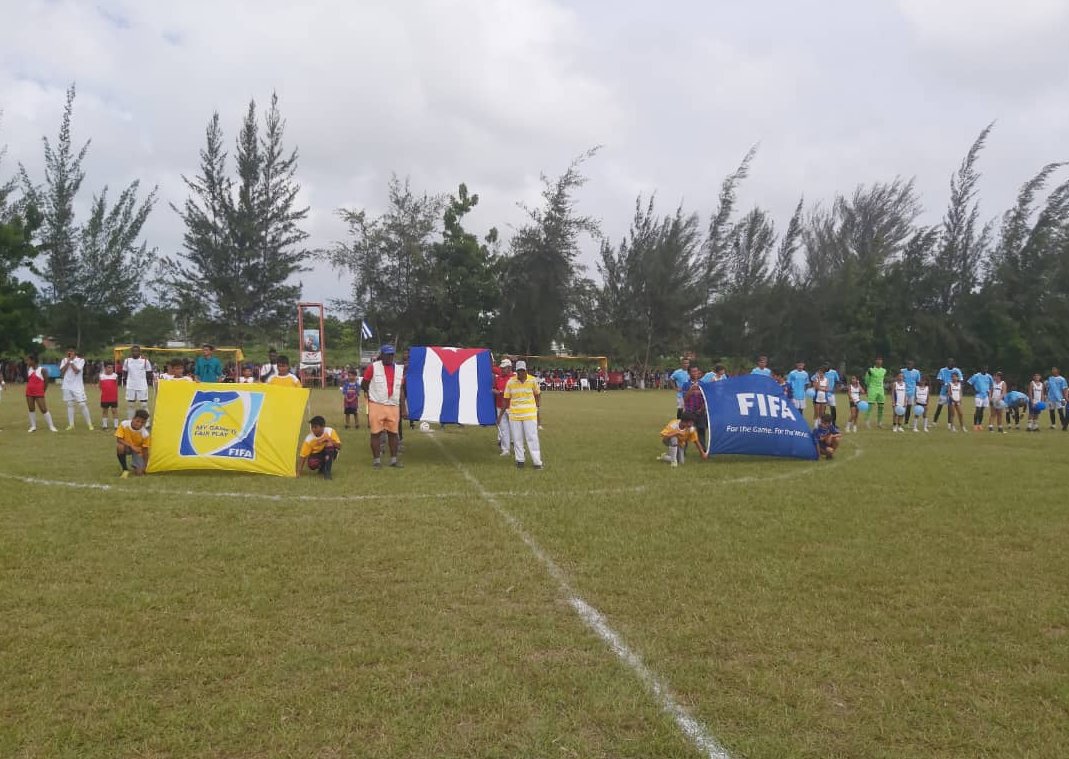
[503,360,542,469]
[265,355,302,387]
[115,408,151,478]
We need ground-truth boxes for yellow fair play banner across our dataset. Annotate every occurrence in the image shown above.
[147,382,309,478]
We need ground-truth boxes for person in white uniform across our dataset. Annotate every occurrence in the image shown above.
[122,344,153,419]
[60,347,93,430]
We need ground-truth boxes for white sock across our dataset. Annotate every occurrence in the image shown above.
[43,411,55,429]
[67,403,75,426]
[28,411,36,428]
[79,402,92,426]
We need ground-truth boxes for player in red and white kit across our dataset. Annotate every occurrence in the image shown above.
[25,355,58,432]
[98,361,120,430]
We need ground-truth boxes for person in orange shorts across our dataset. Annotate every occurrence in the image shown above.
[361,345,406,468]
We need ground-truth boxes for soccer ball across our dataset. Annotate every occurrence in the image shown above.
[805,388,817,399]
[419,421,431,432]
[913,405,924,416]
[857,401,870,413]
[894,405,906,416]
[1034,401,1047,412]
[996,400,1007,410]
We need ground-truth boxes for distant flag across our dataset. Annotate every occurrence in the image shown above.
[360,320,373,340]
[406,347,496,426]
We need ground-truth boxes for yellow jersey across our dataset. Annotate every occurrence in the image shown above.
[115,420,151,449]
[300,427,342,457]
[504,376,540,421]
[660,419,698,445]
[267,373,302,387]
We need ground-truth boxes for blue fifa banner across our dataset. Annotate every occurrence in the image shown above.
[700,375,818,460]
[148,382,309,477]
[406,347,496,426]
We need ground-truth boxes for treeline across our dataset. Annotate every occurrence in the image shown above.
[3,88,1069,385]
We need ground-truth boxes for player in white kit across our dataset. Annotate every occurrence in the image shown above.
[59,347,93,430]
[122,345,153,419]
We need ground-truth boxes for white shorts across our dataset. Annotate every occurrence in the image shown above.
[974,397,989,408]
[62,388,88,404]
[126,389,149,402]
[906,393,916,405]
[792,399,806,410]
[826,393,836,406]
[937,395,948,405]
[1047,399,1065,410]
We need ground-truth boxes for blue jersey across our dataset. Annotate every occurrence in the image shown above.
[1046,375,1067,402]
[901,368,921,395]
[936,366,963,396]
[967,372,993,399]
[751,366,772,377]
[1005,390,1028,408]
[787,369,809,400]
[812,423,840,446]
[701,371,717,383]
[670,368,689,401]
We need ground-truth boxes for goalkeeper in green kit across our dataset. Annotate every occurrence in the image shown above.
[864,356,888,429]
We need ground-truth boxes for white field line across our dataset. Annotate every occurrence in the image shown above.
[431,437,732,759]
[0,444,860,503]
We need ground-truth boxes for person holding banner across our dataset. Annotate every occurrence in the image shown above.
[494,358,514,456]
[260,349,280,383]
[680,365,708,452]
[194,344,223,383]
[265,355,303,387]
[812,413,842,459]
[361,345,406,468]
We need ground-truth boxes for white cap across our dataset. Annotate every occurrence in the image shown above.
[514,360,527,371]
[500,358,512,367]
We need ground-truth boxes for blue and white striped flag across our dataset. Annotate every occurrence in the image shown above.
[406,347,496,426]
[360,320,373,340]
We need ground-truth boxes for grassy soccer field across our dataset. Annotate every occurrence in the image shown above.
[1,387,1067,758]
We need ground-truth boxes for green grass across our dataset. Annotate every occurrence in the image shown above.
[1,388,1068,758]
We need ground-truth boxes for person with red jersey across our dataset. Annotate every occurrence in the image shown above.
[98,361,120,430]
[493,357,514,456]
[25,354,58,432]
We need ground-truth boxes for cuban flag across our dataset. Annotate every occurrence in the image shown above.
[406,347,496,425]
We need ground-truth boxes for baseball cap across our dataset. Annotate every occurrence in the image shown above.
[380,344,395,354]
[500,358,512,367]
[515,360,527,371]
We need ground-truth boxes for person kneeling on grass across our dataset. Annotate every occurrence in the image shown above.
[658,411,708,467]
[298,415,342,480]
[116,409,151,478]
[812,413,841,460]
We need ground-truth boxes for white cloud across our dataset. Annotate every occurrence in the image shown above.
[2,0,1068,311]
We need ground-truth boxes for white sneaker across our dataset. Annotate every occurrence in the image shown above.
[670,460,678,468]
[27,427,36,433]
[500,450,510,456]
[49,426,58,432]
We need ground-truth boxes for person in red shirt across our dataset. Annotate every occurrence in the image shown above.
[98,360,120,430]
[493,358,514,456]
[25,354,58,432]
[361,345,406,468]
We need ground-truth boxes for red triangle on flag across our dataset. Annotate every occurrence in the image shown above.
[431,347,484,375]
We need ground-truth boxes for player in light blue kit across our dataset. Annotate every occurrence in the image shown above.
[751,355,772,377]
[1045,367,1068,430]
[669,357,690,420]
[967,368,993,431]
[786,361,810,412]
[901,360,921,427]
[934,358,964,429]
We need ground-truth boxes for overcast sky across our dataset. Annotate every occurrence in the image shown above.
[3,0,1068,307]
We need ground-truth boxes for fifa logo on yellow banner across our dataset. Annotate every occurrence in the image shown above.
[180,391,264,459]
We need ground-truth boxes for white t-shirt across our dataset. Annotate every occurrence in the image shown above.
[60,356,86,392]
[260,362,279,382]
[123,356,153,392]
